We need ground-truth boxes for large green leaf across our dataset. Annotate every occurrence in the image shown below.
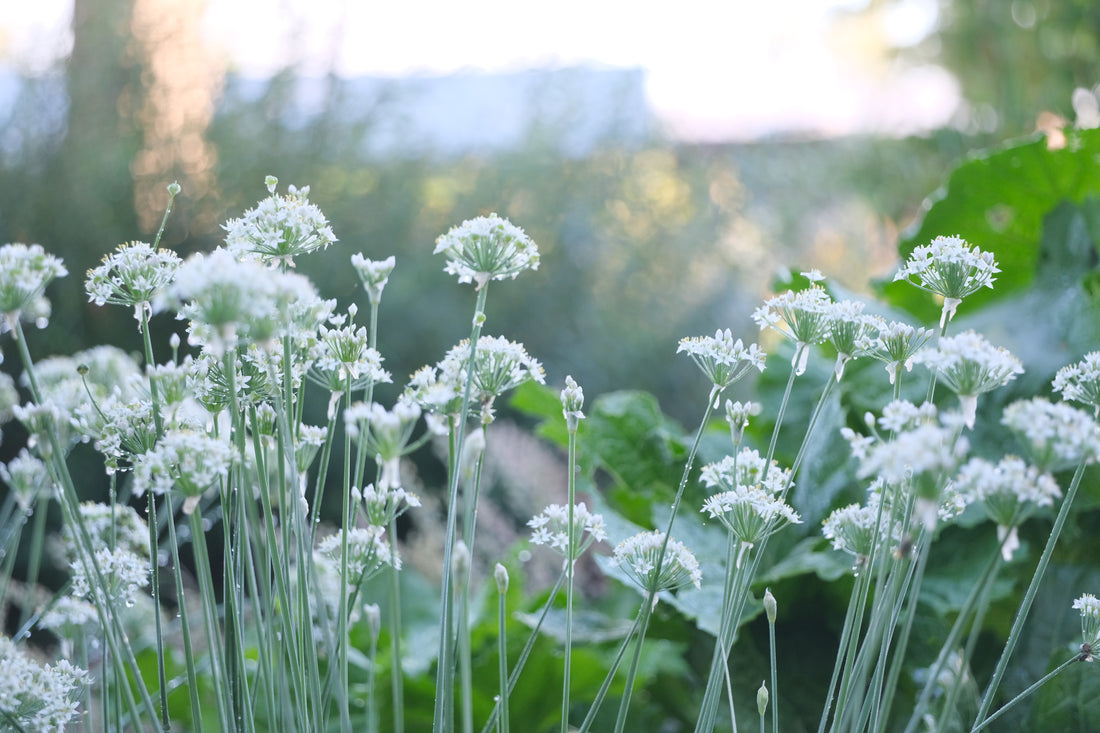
[881,128,1100,322]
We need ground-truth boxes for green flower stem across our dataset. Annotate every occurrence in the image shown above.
[972,460,1088,729]
[367,625,380,733]
[816,566,874,733]
[309,407,339,543]
[479,570,567,733]
[972,654,1080,732]
[459,451,486,733]
[17,494,47,631]
[434,283,491,733]
[768,609,778,733]
[695,536,748,733]
[164,493,205,732]
[497,581,510,733]
[613,590,657,733]
[15,319,160,728]
[562,425,578,733]
[188,509,232,731]
[873,525,936,732]
[338,374,355,733]
[764,345,803,473]
[389,515,406,733]
[904,545,1004,733]
[577,596,649,733]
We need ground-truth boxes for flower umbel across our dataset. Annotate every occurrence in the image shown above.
[913,331,1023,427]
[85,240,181,323]
[610,530,702,593]
[351,253,396,305]
[0,242,67,336]
[1074,594,1100,651]
[1053,352,1100,415]
[1002,397,1100,471]
[433,213,540,289]
[527,502,608,560]
[894,235,999,329]
[752,286,833,375]
[677,329,766,389]
[868,320,933,385]
[223,177,337,266]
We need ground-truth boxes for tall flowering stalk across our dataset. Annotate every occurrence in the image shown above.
[430,214,540,733]
[559,375,585,732]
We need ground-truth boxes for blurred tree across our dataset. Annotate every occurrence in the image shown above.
[847,0,1100,137]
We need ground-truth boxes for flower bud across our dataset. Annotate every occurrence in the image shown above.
[757,680,769,717]
[494,563,509,594]
[764,588,777,624]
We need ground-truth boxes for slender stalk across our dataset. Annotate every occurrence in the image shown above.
[577,596,649,733]
[562,424,578,732]
[612,592,656,733]
[497,577,510,733]
[696,536,747,733]
[433,284,490,733]
[972,654,1079,732]
[972,461,1088,727]
[389,515,406,733]
[338,374,354,732]
[479,570,567,733]
[764,346,802,472]
[164,493,205,732]
[768,604,778,733]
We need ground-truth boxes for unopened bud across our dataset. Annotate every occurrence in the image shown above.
[757,680,769,717]
[494,563,509,594]
[764,588,777,624]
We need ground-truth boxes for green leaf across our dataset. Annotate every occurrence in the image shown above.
[881,128,1100,322]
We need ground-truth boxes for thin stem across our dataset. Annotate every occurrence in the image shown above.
[768,609,778,733]
[612,593,656,733]
[577,597,649,733]
[433,284,490,733]
[164,493,205,732]
[764,346,802,473]
[389,515,406,733]
[497,582,510,733]
[562,426,578,732]
[972,654,1079,732]
[972,461,1088,727]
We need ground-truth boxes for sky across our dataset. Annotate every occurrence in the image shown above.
[0,0,955,140]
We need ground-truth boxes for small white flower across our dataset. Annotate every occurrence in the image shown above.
[677,329,766,388]
[434,213,540,289]
[561,375,585,431]
[1073,593,1100,650]
[85,240,181,322]
[527,502,607,560]
[224,178,337,266]
[316,525,396,584]
[751,287,833,374]
[1002,397,1100,471]
[700,447,790,495]
[822,503,884,559]
[0,243,67,335]
[1053,352,1100,415]
[894,235,999,328]
[913,331,1023,427]
[725,400,759,446]
[0,449,55,511]
[351,253,396,305]
[0,635,89,731]
[868,321,933,385]
[954,456,1061,559]
[826,300,883,380]
[610,530,702,592]
[701,486,801,562]
[70,546,149,608]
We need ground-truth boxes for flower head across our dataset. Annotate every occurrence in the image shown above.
[1074,594,1100,651]
[677,329,766,388]
[1002,397,1100,471]
[894,235,999,328]
[913,331,1023,427]
[0,243,67,336]
[954,456,1061,559]
[317,526,396,585]
[701,486,801,561]
[610,530,701,593]
[353,483,422,527]
[867,320,933,385]
[351,253,396,305]
[0,635,88,732]
[345,399,421,489]
[435,335,545,423]
[0,449,55,511]
[700,447,791,495]
[434,214,540,289]
[130,429,233,513]
[1053,352,1100,415]
[823,503,882,561]
[725,400,759,446]
[561,375,585,432]
[527,502,608,560]
[224,178,336,266]
[826,300,882,380]
[752,287,833,374]
[85,241,181,323]
[70,546,149,608]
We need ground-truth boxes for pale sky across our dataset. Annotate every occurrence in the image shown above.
[0,0,955,140]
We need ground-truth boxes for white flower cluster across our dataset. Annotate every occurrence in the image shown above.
[699,447,790,495]
[913,331,1023,426]
[434,213,540,289]
[677,329,766,389]
[313,321,391,388]
[224,179,336,266]
[350,253,396,305]
[610,530,702,592]
[752,287,833,374]
[894,235,999,327]
[130,429,234,513]
[85,241,181,322]
[822,503,884,559]
[346,399,422,489]
[867,321,934,385]
[354,483,422,527]
[0,242,67,335]
[527,502,607,560]
[954,456,1061,559]
[0,449,54,511]
[316,526,396,585]
[561,375,585,431]
[0,635,88,732]
[701,486,801,556]
[70,546,149,609]
[1073,593,1100,650]
[827,300,883,380]
[1002,397,1100,471]
[1053,352,1100,414]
